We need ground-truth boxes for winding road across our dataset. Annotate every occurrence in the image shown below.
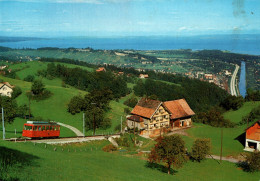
[230,64,239,96]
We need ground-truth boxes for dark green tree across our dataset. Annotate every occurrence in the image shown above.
[67,95,85,115]
[191,138,211,162]
[31,80,45,95]
[148,135,187,175]
[11,86,22,99]
[24,75,35,82]
[0,96,18,123]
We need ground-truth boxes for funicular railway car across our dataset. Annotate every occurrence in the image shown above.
[22,121,60,138]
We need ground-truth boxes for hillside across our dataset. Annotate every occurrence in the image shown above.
[0,61,260,180]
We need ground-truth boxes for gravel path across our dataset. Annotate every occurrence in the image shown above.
[57,122,84,137]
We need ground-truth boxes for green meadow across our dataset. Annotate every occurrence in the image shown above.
[1,139,260,181]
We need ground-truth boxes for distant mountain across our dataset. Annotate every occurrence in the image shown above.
[0,36,44,43]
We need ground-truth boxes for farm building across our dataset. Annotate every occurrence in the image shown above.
[0,82,14,97]
[127,98,195,136]
[244,120,260,152]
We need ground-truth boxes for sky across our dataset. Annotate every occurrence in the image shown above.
[0,0,260,37]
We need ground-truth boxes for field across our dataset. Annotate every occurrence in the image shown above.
[0,61,260,180]
[1,139,260,181]
[0,61,130,138]
[184,101,260,156]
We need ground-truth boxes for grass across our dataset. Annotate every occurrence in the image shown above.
[185,101,260,157]
[1,61,134,138]
[1,140,259,181]
[223,101,260,123]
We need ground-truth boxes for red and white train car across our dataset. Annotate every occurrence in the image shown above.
[22,121,60,138]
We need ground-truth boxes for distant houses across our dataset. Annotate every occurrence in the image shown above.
[244,120,260,152]
[96,67,106,72]
[0,82,14,97]
[139,74,149,79]
[127,98,195,137]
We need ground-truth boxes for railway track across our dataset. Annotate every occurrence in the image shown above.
[6,134,120,144]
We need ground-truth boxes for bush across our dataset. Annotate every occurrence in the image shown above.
[11,86,22,99]
[246,151,260,172]
[220,95,244,110]
[191,138,211,162]
[193,107,235,128]
[67,95,85,115]
[115,135,130,147]
[123,96,138,108]
[23,75,35,82]
[102,144,117,152]
[100,118,112,129]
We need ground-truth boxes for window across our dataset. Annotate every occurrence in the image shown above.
[38,126,42,131]
[25,126,32,131]
[42,126,46,131]
[46,126,50,130]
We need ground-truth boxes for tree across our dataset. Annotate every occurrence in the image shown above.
[67,95,85,115]
[191,138,211,162]
[31,80,45,95]
[148,135,187,175]
[220,95,244,110]
[123,96,138,108]
[84,89,113,135]
[11,86,22,99]
[24,75,35,82]
[246,151,260,172]
[0,96,18,123]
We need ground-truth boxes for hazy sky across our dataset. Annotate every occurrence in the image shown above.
[0,0,259,37]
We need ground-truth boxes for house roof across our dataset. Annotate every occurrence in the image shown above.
[131,98,161,119]
[164,99,195,119]
[0,82,14,89]
[96,67,106,72]
[127,115,144,122]
[246,121,260,141]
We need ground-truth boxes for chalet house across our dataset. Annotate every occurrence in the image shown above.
[127,98,195,136]
[96,67,106,72]
[244,121,260,152]
[127,98,171,136]
[0,82,14,97]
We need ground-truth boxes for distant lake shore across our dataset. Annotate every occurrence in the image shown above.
[0,34,260,55]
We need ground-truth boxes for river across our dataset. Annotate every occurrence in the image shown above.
[239,61,246,98]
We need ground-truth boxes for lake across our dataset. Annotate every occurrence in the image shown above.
[0,34,260,55]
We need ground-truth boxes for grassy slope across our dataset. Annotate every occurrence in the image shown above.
[185,101,260,156]
[1,140,259,181]
[1,61,132,138]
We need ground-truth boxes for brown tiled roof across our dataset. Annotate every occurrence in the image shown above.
[0,82,14,89]
[246,121,260,141]
[128,115,143,122]
[131,98,161,118]
[164,99,195,119]
[96,67,105,72]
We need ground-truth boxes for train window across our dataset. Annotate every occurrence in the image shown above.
[33,126,36,131]
[50,126,53,130]
[54,126,57,131]
[42,126,46,131]
[46,126,49,130]
[58,126,60,130]
[38,126,42,131]
[25,126,32,131]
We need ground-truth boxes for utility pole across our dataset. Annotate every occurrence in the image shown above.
[133,117,136,147]
[120,116,122,133]
[220,128,223,163]
[83,113,85,137]
[2,107,5,140]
